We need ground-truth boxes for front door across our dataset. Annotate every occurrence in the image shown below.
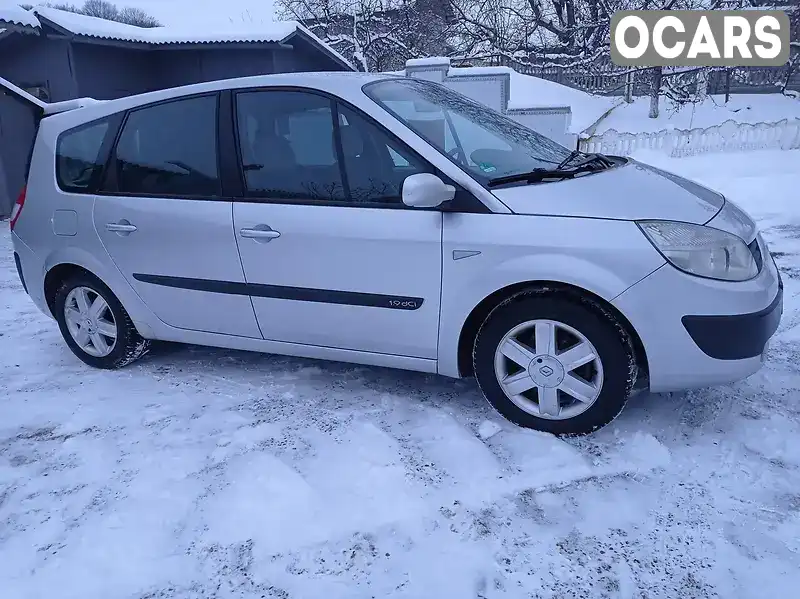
[93,93,261,338]
[232,89,442,358]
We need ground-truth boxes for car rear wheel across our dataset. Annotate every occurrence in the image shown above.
[54,274,150,369]
[473,293,635,436]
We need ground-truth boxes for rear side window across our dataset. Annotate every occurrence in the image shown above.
[112,94,220,198]
[56,119,111,193]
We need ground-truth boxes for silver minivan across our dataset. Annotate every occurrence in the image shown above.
[9,72,783,435]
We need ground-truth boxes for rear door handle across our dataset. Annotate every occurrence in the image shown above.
[105,222,137,234]
[240,227,281,242]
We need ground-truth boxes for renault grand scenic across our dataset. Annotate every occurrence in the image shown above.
[9,73,783,435]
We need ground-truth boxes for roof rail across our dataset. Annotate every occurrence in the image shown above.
[43,97,105,115]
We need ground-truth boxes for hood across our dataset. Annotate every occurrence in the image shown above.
[491,159,725,224]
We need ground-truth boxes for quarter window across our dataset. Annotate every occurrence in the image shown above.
[56,119,110,192]
[112,95,220,197]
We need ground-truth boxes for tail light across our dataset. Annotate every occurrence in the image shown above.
[9,185,26,231]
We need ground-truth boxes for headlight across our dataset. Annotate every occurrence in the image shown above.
[637,220,758,282]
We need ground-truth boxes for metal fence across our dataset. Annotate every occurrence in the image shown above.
[469,56,800,97]
[580,118,800,158]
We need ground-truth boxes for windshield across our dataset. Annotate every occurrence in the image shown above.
[363,78,572,183]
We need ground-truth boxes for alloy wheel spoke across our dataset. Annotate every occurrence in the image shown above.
[500,338,536,368]
[502,370,536,395]
[537,386,560,417]
[534,321,556,356]
[89,295,108,320]
[74,288,91,316]
[90,332,110,355]
[65,307,82,325]
[73,326,90,347]
[558,374,599,403]
[558,342,596,372]
[96,319,117,338]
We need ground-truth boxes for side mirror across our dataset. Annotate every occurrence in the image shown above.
[402,173,456,208]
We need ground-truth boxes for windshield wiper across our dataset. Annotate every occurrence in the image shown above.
[556,151,614,171]
[575,153,615,169]
[556,149,582,170]
[487,168,582,187]
[487,153,618,187]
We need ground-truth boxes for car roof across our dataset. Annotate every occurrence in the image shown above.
[43,71,404,128]
[46,71,410,129]
[172,71,397,97]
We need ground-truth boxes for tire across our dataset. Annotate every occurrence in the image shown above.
[473,292,635,436]
[54,273,150,369]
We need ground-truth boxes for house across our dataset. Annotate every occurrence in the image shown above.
[0,5,354,216]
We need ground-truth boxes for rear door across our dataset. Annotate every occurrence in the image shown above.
[0,76,44,217]
[231,89,443,359]
[92,93,261,338]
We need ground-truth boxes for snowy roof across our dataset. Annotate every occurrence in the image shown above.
[406,57,451,68]
[34,6,299,45]
[0,2,40,31]
[431,64,621,135]
[0,6,353,69]
[504,70,621,134]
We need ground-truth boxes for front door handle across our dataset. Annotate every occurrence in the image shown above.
[106,221,137,235]
[240,226,281,242]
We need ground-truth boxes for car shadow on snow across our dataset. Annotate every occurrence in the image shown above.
[138,340,706,439]
[140,340,491,413]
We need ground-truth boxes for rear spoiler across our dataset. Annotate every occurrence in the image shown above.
[0,75,103,118]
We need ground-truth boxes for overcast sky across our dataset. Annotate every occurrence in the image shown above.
[119,0,277,27]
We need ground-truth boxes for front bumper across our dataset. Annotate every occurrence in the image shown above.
[613,238,782,393]
[682,274,783,360]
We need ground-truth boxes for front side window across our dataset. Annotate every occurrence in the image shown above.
[113,95,220,197]
[234,90,430,205]
[363,78,571,183]
[336,104,430,204]
[56,119,110,192]
[236,91,345,202]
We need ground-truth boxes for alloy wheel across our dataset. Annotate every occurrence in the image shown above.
[493,318,604,420]
[63,286,118,358]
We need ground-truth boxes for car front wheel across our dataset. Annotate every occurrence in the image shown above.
[473,293,635,436]
[54,274,150,369]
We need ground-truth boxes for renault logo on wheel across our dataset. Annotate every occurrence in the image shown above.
[539,365,554,377]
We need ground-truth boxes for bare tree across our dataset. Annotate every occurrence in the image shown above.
[275,0,798,113]
[81,0,119,20]
[276,0,453,71]
[447,0,790,117]
[777,0,800,96]
[44,0,161,27]
[117,6,160,28]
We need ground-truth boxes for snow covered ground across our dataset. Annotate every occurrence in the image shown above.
[595,93,800,135]
[2,150,800,598]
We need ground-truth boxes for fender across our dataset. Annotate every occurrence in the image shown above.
[42,245,159,338]
[437,218,666,378]
[490,253,641,301]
